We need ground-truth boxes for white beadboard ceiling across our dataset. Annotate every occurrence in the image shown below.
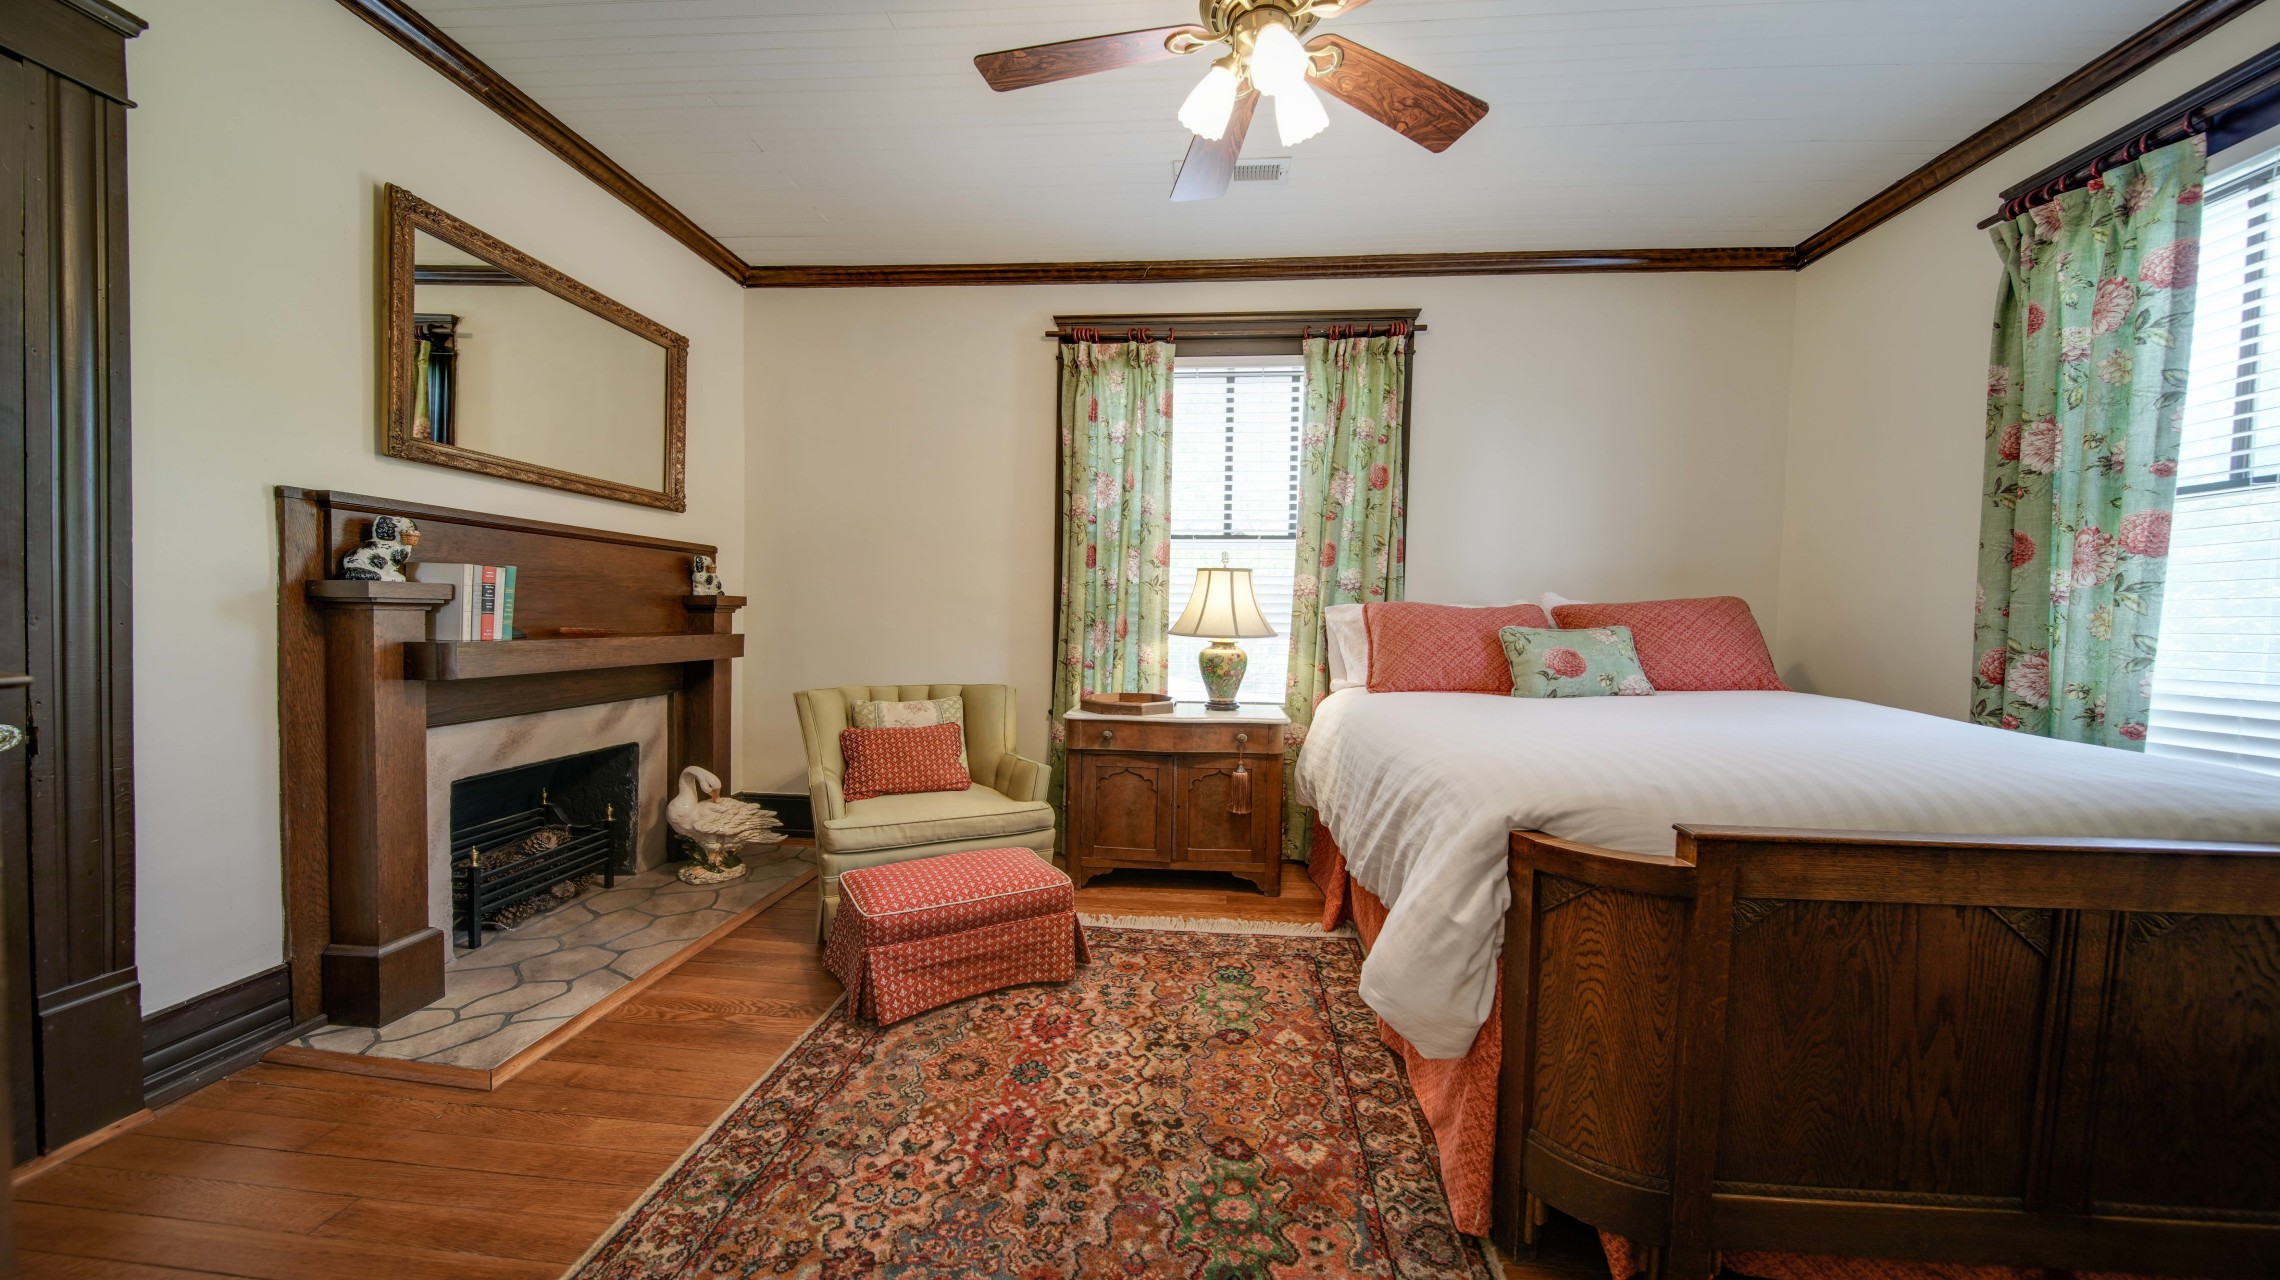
[407,0,2185,265]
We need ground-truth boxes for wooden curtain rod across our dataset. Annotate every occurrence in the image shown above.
[1045,310,1424,342]
[1980,42,2280,228]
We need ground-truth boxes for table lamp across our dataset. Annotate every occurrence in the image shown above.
[1169,559,1278,711]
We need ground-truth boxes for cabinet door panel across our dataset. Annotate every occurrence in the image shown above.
[1175,756,1258,864]
[1077,754,1173,863]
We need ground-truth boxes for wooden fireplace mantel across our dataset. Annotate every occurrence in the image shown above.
[406,631,743,682]
[276,489,746,1027]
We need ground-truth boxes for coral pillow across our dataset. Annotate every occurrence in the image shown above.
[1366,602,1552,693]
[1549,596,1785,692]
[839,723,972,803]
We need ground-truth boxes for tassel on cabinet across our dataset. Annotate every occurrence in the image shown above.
[1231,733,1252,815]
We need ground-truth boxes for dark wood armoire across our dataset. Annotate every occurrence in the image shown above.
[0,0,145,1161]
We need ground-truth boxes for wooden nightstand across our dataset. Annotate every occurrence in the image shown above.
[1062,703,1288,896]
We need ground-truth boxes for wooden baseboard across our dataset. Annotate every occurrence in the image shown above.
[266,866,817,1091]
[11,1109,151,1185]
[140,965,302,1108]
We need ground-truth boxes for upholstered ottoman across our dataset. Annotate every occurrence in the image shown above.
[823,845,1089,1025]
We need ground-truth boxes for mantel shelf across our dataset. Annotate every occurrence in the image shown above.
[405,633,744,681]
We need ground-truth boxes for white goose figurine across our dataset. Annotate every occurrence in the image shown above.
[665,765,785,885]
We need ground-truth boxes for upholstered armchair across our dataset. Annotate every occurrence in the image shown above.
[793,683,1055,939]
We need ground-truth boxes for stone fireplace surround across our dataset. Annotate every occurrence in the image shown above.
[427,696,670,941]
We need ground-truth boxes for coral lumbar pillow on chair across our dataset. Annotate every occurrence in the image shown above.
[839,722,973,802]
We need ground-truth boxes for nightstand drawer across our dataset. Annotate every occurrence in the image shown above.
[1067,719,1278,756]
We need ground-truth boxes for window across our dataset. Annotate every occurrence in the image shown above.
[1165,356,1304,704]
[2146,145,2280,776]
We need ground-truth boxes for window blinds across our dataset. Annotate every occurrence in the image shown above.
[1167,359,1303,704]
[2147,149,2280,776]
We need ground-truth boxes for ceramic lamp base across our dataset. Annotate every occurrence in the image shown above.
[1198,640,1248,711]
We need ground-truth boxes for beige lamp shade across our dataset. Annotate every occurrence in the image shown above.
[1169,566,1277,640]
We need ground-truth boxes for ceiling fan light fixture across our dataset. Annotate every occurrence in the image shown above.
[1179,59,1242,140]
[1245,17,1311,99]
[1272,81,1330,146]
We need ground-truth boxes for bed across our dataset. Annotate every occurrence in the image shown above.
[1294,687,2280,1279]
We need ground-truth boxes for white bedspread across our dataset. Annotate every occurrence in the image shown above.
[1293,688,2280,1059]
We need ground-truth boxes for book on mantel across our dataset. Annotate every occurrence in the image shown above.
[407,562,518,641]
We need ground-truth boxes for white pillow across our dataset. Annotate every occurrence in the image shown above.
[1323,604,1368,691]
[1541,591,1585,618]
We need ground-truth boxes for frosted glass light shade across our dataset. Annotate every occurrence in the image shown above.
[1247,19,1310,98]
[1170,566,1278,639]
[1273,82,1330,146]
[1179,62,1240,139]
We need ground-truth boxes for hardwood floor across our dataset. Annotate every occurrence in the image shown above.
[15,862,1601,1279]
[1074,858,1330,923]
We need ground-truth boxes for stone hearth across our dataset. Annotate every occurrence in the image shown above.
[290,852,813,1073]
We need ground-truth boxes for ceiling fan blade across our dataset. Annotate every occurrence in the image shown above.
[1170,91,1259,202]
[975,25,1211,92]
[1304,34,1488,153]
[1308,0,1380,16]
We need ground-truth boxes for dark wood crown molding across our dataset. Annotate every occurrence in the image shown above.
[331,0,745,283]
[341,0,2259,287]
[1791,0,2262,267]
[744,247,1795,288]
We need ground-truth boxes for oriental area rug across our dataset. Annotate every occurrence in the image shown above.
[573,920,1494,1279]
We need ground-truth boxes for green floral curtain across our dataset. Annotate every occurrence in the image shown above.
[1972,137,2206,750]
[1285,331,1408,858]
[1049,340,1176,809]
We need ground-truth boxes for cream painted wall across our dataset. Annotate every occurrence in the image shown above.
[127,0,747,1012]
[742,273,1797,789]
[1774,4,2280,716]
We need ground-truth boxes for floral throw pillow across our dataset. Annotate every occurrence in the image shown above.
[852,696,966,766]
[1500,626,1655,698]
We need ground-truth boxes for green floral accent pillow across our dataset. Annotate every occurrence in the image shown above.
[1500,626,1655,698]
[851,696,967,766]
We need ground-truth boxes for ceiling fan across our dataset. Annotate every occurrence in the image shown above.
[974,0,1489,202]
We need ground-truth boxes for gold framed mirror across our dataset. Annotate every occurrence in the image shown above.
[384,185,688,511]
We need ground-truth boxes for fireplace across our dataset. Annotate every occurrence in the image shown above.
[449,744,634,949]
[425,695,671,947]
[279,487,745,1027]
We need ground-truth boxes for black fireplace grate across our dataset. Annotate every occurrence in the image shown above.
[451,803,617,950]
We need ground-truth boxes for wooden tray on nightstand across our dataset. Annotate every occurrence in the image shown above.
[1080,692,1176,716]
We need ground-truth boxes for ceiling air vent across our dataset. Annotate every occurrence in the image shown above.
[1177,156,1292,188]
[1231,157,1291,185]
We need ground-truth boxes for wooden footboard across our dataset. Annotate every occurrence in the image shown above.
[1496,826,2280,1279]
